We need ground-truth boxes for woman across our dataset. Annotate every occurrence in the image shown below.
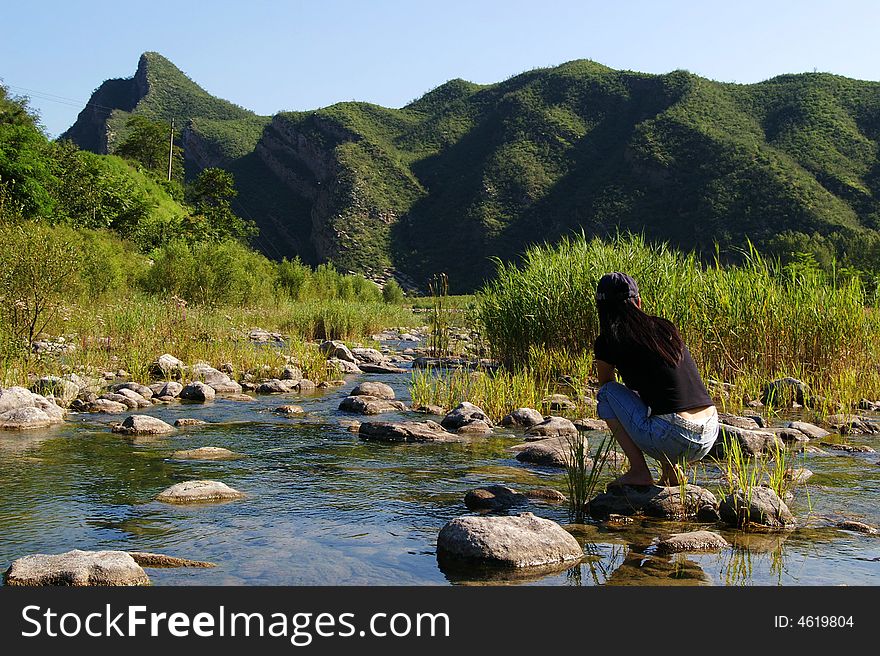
[593,272,719,487]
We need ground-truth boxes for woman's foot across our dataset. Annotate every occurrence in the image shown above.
[607,469,654,488]
[658,462,687,486]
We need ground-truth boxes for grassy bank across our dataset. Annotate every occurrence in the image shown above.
[415,233,880,418]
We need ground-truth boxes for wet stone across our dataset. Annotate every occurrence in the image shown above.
[523,488,567,503]
[819,442,876,453]
[573,418,608,432]
[717,413,761,430]
[174,418,207,427]
[171,447,238,461]
[512,436,582,468]
[338,395,406,415]
[586,484,720,521]
[127,552,216,568]
[710,424,784,457]
[784,421,829,440]
[358,420,460,443]
[500,407,545,428]
[464,485,527,511]
[4,550,150,587]
[655,531,729,554]
[441,402,493,431]
[156,480,244,503]
[525,416,578,440]
[836,520,878,535]
[436,513,583,568]
[718,486,795,529]
[274,405,304,415]
[111,415,175,435]
[350,381,395,400]
[179,381,215,402]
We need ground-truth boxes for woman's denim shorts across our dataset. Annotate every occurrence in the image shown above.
[596,382,718,464]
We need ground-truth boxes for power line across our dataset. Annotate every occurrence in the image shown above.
[4,83,121,114]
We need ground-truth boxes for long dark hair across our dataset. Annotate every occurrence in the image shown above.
[597,297,684,367]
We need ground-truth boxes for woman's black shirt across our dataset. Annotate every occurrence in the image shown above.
[594,333,713,415]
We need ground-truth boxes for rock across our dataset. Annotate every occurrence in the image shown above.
[87,398,128,413]
[350,381,395,400]
[0,386,40,414]
[768,427,811,444]
[523,488,567,503]
[33,395,65,420]
[586,484,720,521]
[150,354,184,379]
[127,552,216,568]
[358,363,407,374]
[281,365,303,380]
[358,420,460,443]
[717,413,761,430]
[320,340,356,363]
[156,480,244,503]
[413,404,446,415]
[174,418,207,427]
[784,421,829,440]
[4,550,150,586]
[710,424,784,457]
[99,392,138,409]
[115,388,152,408]
[718,486,795,528]
[836,520,878,535]
[111,382,154,400]
[454,419,493,434]
[111,415,175,435]
[436,513,583,568]
[655,531,729,554]
[823,414,879,435]
[296,379,317,392]
[819,441,876,453]
[219,363,234,375]
[785,467,813,484]
[274,405,304,415]
[329,358,363,374]
[171,447,238,460]
[151,381,183,398]
[500,407,544,428]
[542,394,575,411]
[191,363,241,393]
[857,399,880,412]
[525,416,579,440]
[464,485,527,511]
[512,436,581,468]
[179,381,216,402]
[351,347,386,365]
[249,328,284,343]
[255,379,297,394]
[573,418,608,432]
[0,407,56,430]
[761,377,809,407]
[338,395,406,415]
[31,376,79,406]
[226,393,255,402]
[441,402,493,431]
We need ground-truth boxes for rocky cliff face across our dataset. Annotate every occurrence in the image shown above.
[61,55,150,153]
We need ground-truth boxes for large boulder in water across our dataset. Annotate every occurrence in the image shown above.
[111,415,175,435]
[0,406,57,430]
[709,424,783,457]
[586,484,720,521]
[525,416,578,440]
[31,376,79,407]
[718,486,795,529]
[191,363,241,393]
[319,340,356,363]
[358,420,460,443]
[512,437,582,468]
[179,381,216,402]
[500,407,544,428]
[761,377,809,407]
[655,531,729,554]
[149,354,184,380]
[156,480,244,503]
[441,402,493,432]
[338,395,406,415]
[0,386,65,429]
[464,485,528,511]
[436,513,583,568]
[4,550,150,586]
[350,381,395,400]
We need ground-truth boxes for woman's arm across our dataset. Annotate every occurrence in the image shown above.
[595,359,616,386]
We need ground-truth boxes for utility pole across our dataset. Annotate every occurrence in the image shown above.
[167,118,175,182]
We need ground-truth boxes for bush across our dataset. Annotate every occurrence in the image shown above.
[140,239,277,306]
[382,278,405,304]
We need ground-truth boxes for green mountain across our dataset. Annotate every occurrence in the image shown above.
[64,55,880,292]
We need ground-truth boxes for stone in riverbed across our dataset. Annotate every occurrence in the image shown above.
[436,513,583,568]
[785,467,813,484]
[836,520,878,535]
[255,378,298,394]
[99,392,138,409]
[573,417,608,432]
[412,404,446,416]
[0,406,57,430]
[464,485,527,511]
[127,552,216,568]
[351,347,386,365]
[4,550,150,586]
[586,484,720,521]
[87,398,128,413]
[174,418,207,427]
[718,486,795,529]
[784,420,829,440]
[150,381,183,398]
[823,414,879,435]
[761,377,809,407]
[149,354,184,380]
[115,388,152,408]
[338,395,406,415]
[818,441,876,453]
[358,420,460,443]
[30,376,79,406]
[350,381,395,400]
[523,488,568,503]
[655,531,729,554]
[179,381,216,402]
[768,426,811,444]
[281,365,303,380]
[329,358,363,374]
[111,415,175,435]
[441,402,493,431]
[111,382,154,400]
[709,424,784,457]
[156,480,244,503]
[717,413,761,430]
[500,407,544,428]
[358,363,407,374]
[542,394,575,411]
[512,436,582,468]
[525,416,578,440]
[171,447,238,460]
[190,363,241,394]
[274,405,304,415]
[319,340,356,363]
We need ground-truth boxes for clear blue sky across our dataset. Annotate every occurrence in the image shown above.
[2,0,878,137]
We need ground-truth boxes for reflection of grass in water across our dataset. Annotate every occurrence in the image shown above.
[577,542,627,586]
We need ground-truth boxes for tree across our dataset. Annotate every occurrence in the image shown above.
[115,115,183,182]
[187,167,256,241]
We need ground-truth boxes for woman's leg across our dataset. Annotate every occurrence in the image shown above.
[597,382,654,486]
